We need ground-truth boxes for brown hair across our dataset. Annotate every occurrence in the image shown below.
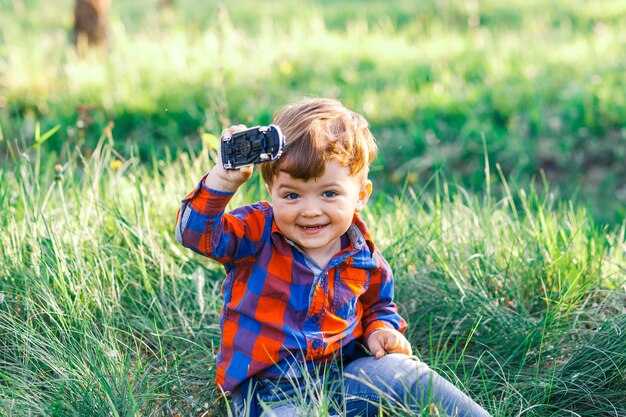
[260,98,378,186]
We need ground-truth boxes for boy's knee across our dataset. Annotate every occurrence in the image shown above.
[340,354,430,416]
[343,354,429,397]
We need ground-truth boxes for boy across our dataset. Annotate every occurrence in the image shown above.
[176,98,491,416]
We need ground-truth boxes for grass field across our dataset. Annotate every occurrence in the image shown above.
[1,1,626,416]
[2,0,626,221]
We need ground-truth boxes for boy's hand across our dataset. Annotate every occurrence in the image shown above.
[204,125,254,192]
[367,328,413,359]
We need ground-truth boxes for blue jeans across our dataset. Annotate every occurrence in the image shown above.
[230,354,492,417]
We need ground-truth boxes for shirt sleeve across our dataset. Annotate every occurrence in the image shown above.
[359,253,408,339]
[175,173,269,265]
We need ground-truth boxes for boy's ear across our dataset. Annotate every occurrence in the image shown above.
[355,180,372,212]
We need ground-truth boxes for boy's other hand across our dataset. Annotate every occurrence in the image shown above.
[367,328,413,359]
[204,125,254,192]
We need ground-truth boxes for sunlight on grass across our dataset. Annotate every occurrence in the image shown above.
[2,0,625,226]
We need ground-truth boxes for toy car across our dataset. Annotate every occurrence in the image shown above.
[221,125,285,170]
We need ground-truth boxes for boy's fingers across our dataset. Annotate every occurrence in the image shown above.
[221,125,247,138]
[368,334,385,359]
[384,334,413,356]
[230,124,247,134]
[370,331,414,358]
[385,337,399,351]
[240,165,254,177]
[401,338,413,356]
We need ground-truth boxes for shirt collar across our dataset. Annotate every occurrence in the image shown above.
[345,216,379,269]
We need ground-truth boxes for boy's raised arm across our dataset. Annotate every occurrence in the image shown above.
[175,126,266,264]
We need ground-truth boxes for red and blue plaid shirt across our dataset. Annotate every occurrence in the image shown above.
[175,175,407,392]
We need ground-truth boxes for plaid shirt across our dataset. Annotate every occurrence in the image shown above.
[175,175,407,392]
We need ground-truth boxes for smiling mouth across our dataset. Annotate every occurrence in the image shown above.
[300,224,326,230]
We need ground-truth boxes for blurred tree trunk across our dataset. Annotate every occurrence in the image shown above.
[73,0,111,55]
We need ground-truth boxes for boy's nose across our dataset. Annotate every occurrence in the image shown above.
[301,204,322,217]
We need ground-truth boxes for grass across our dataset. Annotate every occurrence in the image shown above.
[0,132,624,416]
[1,0,626,222]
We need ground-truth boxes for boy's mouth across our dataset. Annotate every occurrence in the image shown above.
[299,224,326,231]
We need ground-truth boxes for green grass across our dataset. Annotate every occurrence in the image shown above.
[1,0,626,222]
[0,133,624,416]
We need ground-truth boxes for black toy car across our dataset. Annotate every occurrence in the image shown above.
[221,125,285,170]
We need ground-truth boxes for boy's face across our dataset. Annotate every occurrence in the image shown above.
[268,160,372,263]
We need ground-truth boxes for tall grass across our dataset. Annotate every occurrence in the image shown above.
[1,130,624,416]
[1,133,223,415]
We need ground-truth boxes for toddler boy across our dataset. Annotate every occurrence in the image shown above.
[176,98,491,416]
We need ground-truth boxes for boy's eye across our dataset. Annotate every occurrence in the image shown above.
[322,191,337,198]
[284,192,300,200]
